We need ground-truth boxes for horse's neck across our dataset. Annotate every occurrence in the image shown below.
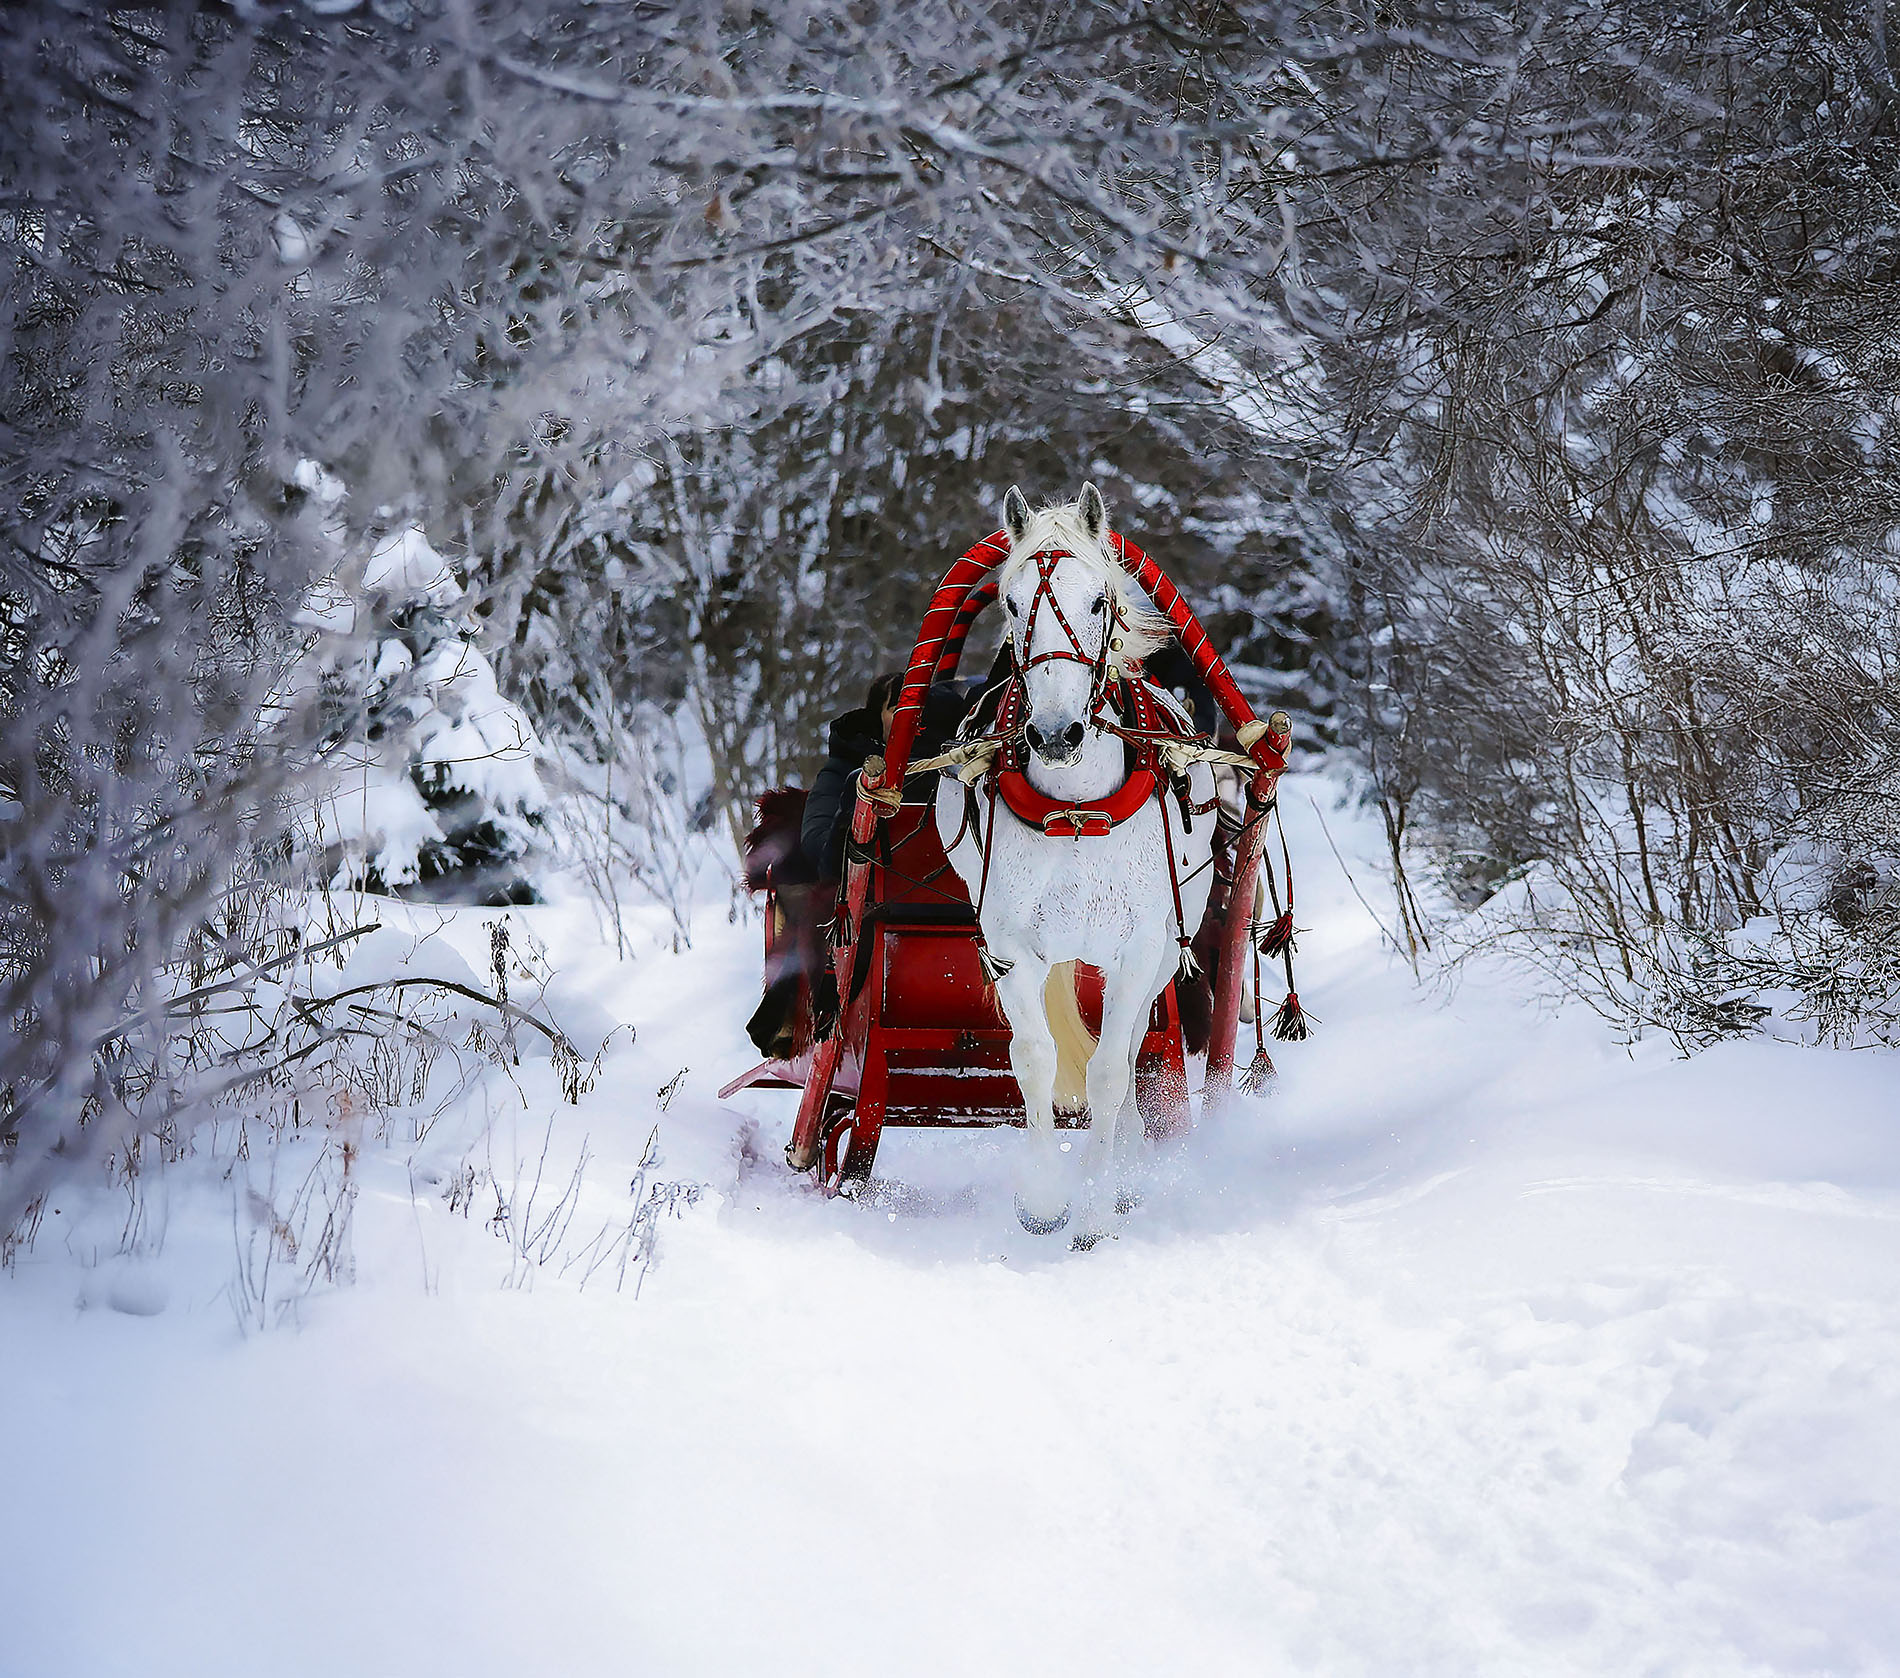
[1023,720,1124,803]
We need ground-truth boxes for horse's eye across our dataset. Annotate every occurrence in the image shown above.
[1092,595,1108,614]
[1004,599,1017,615]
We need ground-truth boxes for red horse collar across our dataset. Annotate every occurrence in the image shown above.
[988,679,1176,839]
[994,763,1159,837]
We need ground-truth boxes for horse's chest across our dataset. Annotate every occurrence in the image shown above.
[938,780,1211,965]
[993,826,1155,946]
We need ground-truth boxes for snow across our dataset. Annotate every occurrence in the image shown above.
[362,523,460,602]
[1115,281,1328,449]
[314,738,449,884]
[408,637,546,811]
[5,775,1899,1676]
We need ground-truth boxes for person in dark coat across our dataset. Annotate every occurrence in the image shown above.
[800,672,901,878]
[1140,639,1219,735]
[800,671,973,877]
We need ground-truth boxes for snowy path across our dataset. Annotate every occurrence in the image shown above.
[5,776,1900,1676]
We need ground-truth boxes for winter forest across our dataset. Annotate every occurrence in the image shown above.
[5,3,1900,1674]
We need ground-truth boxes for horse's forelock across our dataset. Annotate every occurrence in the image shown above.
[998,501,1103,576]
[998,501,1170,662]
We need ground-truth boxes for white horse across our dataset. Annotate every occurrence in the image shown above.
[936,484,1215,1243]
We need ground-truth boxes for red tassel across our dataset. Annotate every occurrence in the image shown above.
[1238,1049,1277,1095]
[1271,991,1310,1042]
[1258,910,1295,957]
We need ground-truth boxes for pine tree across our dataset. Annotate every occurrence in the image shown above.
[298,508,549,906]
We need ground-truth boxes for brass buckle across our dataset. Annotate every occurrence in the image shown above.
[1042,808,1112,839]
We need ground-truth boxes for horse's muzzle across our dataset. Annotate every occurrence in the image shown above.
[1026,720,1086,764]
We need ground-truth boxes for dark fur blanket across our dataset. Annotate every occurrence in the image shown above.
[742,788,814,892]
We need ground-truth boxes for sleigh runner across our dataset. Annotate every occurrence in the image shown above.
[722,497,1299,1202]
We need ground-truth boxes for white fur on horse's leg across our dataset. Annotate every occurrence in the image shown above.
[1074,969,1150,1243]
[994,959,1068,1233]
[1113,949,1173,1211]
[1112,1039,1146,1214]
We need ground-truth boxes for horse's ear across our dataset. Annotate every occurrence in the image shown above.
[1003,485,1032,546]
[1079,482,1108,542]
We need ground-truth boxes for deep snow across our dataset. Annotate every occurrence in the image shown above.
[4,773,1898,1677]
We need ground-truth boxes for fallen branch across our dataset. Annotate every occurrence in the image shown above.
[293,976,577,1054]
[90,924,381,1051]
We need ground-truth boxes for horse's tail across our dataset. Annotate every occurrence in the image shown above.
[1044,961,1097,1114]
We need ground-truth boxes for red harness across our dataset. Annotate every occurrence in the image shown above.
[957,547,1210,973]
[982,548,1199,839]
[995,768,1157,838]
[991,677,1169,838]
[973,654,1202,975]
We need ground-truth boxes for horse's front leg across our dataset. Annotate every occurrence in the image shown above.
[992,957,1068,1234]
[1073,959,1159,1247]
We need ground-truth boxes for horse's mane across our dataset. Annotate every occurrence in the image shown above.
[996,499,1173,664]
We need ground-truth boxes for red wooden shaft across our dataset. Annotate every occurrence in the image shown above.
[847,534,1010,992]
[881,533,1010,785]
[788,1027,844,1170]
[1203,773,1272,1107]
[1201,700,1292,1104]
[933,581,996,681]
[1111,533,1274,763]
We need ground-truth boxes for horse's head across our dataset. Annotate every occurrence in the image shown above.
[998,483,1168,766]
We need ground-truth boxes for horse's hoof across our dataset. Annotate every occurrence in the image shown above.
[1015,1196,1071,1236]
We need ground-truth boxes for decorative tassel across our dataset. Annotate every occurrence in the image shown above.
[1257,910,1295,957]
[1239,921,1275,1094]
[978,945,1015,985]
[1271,991,1310,1042]
[1238,1049,1277,1095]
[1176,939,1199,979]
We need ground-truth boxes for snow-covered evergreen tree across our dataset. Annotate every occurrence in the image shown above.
[297,512,548,906]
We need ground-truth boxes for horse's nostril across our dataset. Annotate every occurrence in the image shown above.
[1027,721,1083,758]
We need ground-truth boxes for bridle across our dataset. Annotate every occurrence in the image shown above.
[1006,547,1209,769]
[1010,547,1122,729]
[995,541,1196,837]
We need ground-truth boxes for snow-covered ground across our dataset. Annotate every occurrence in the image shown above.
[5,774,1899,1677]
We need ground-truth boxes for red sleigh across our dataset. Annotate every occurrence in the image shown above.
[720,529,1292,1191]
